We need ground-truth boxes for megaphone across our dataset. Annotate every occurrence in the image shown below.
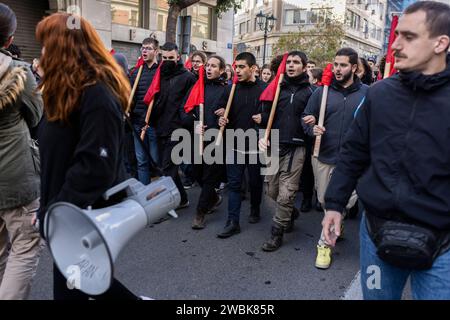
[44,177,180,296]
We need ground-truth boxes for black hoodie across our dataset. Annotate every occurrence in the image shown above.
[151,60,196,137]
[325,55,450,230]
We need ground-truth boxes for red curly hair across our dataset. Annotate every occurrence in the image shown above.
[36,13,130,122]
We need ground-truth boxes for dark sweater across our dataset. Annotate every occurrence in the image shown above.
[38,83,127,226]
[218,78,267,131]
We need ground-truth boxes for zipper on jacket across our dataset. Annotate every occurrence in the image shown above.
[394,91,419,207]
[290,93,294,104]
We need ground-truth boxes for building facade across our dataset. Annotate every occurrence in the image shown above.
[4,0,234,65]
[234,0,387,66]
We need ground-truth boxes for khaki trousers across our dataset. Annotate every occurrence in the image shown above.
[0,199,44,300]
[267,147,306,228]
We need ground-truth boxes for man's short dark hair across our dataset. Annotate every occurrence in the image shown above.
[160,42,179,53]
[235,52,256,67]
[335,47,359,66]
[142,37,159,49]
[0,3,17,47]
[288,51,308,67]
[404,1,450,38]
[307,60,316,66]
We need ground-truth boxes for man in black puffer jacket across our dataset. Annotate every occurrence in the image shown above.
[258,51,315,252]
[322,1,450,300]
[129,38,159,185]
[150,42,196,209]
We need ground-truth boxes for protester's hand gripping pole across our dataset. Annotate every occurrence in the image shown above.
[215,83,236,146]
[313,64,333,158]
[312,85,329,158]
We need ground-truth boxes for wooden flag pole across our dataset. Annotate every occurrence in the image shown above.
[215,83,237,146]
[127,65,143,114]
[199,103,204,156]
[140,99,154,141]
[312,85,330,158]
[263,74,285,143]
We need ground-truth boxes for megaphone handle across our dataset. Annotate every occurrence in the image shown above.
[103,179,138,200]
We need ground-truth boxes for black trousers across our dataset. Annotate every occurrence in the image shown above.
[299,140,314,200]
[157,136,188,203]
[193,162,223,211]
[53,264,137,300]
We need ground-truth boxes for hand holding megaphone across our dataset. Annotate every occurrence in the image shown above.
[44,177,180,295]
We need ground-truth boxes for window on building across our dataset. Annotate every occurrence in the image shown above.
[111,0,142,27]
[239,21,246,34]
[156,0,169,32]
[370,23,376,38]
[192,3,213,39]
[285,8,330,25]
[347,10,361,30]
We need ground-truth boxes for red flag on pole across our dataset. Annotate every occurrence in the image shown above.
[231,62,239,84]
[185,56,192,70]
[322,64,333,87]
[131,56,144,75]
[259,52,289,101]
[143,62,162,105]
[384,15,399,78]
[184,65,205,113]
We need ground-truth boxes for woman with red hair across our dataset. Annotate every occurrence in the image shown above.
[35,13,141,300]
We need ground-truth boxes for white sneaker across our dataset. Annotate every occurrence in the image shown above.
[140,296,154,300]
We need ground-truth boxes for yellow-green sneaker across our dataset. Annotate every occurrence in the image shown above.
[315,245,332,269]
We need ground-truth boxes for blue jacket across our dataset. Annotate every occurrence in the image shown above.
[303,77,368,165]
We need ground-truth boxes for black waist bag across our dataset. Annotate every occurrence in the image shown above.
[366,215,446,270]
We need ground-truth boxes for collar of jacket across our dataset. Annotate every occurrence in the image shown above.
[282,72,310,88]
[398,54,450,91]
[238,78,259,87]
[0,51,27,111]
[206,77,226,86]
[161,60,187,79]
[331,76,362,93]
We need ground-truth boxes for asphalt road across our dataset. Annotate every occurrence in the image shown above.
[29,184,362,300]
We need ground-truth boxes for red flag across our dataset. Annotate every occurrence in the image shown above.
[385,15,399,78]
[143,62,163,105]
[231,62,239,84]
[130,56,144,75]
[322,64,333,87]
[184,65,205,113]
[259,52,289,101]
[185,56,192,70]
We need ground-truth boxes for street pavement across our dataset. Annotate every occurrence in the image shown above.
[29,184,363,300]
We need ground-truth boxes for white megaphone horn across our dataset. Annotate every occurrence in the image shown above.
[44,177,180,296]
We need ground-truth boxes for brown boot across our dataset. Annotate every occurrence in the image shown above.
[192,208,206,230]
[261,224,284,252]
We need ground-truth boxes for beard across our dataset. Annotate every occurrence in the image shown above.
[336,70,353,84]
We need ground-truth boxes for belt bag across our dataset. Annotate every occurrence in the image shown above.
[367,216,443,270]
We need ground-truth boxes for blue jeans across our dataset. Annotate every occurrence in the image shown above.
[226,158,263,223]
[360,215,450,300]
[133,125,159,185]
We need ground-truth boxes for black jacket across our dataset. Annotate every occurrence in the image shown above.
[218,78,267,131]
[129,62,158,127]
[151,61,196,137]
[303,77,368,165]
[260,73,314,147]
[180,77,227,131]
[325,57,450,230]
[38,83,127,225]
